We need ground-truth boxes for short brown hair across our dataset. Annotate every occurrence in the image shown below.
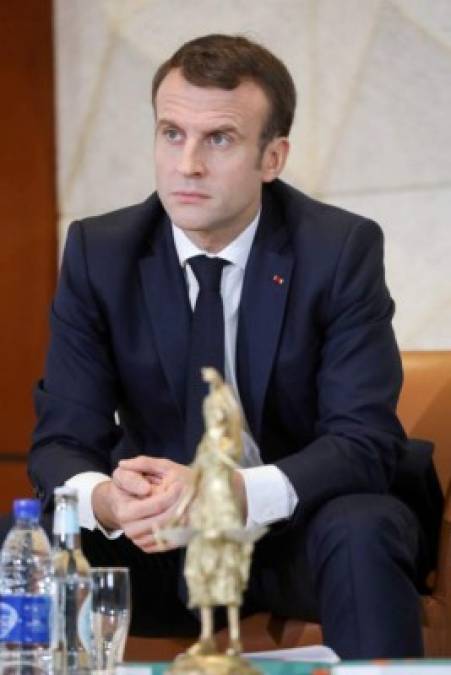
[152,34,296,146]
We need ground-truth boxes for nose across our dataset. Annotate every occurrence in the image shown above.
[177,140,205,177]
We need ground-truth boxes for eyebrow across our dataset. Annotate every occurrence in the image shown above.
[156,118,243,138]
[156,118,181,130]
[209,125,242,138]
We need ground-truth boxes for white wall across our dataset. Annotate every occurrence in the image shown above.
[54,0,451,348]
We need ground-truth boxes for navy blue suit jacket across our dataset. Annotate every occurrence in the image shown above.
[30,179,406,523]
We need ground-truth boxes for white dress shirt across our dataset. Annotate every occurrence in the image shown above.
[67,211,299,533]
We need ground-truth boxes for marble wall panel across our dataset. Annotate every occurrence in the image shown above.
[55,1,110,207]
[326,187,451,349]
[304,0,382,192]
[320,1,451,193]
[394,0,451,48]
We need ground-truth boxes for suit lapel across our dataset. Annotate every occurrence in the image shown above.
[237,189,294,441]
[139,219,191,419]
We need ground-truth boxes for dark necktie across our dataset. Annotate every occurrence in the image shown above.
[185,255,230,459]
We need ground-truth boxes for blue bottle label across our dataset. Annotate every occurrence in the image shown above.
[0,598,19,640]
[0,595,51,645]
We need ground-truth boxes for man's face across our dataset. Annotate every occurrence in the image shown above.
[154,68,287,250]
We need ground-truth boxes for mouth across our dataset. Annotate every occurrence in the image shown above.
[171,191,210,204]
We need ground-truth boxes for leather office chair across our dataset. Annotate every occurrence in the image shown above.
[125,351,451,660]
[399,352,451,656]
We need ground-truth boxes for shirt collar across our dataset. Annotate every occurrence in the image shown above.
[171,209,260,272]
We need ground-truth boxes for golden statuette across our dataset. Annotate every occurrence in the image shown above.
[159,368,265,675]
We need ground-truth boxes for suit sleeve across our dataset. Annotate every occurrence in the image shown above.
[29,221,122,510]
[275,220,405,521]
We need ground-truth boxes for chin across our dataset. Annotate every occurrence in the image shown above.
[167,206,211,232]
[173,220,210,234]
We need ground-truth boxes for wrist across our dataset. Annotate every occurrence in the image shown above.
[92,479,118,531]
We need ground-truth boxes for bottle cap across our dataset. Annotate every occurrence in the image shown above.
[13,498,41,521]
[54,486,78,499]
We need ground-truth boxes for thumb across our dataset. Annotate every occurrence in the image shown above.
[113,466,151,497]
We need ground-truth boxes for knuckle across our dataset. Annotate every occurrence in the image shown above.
[112,467,122,483]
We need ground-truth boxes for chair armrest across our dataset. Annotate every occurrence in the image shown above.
[431,482,451,599]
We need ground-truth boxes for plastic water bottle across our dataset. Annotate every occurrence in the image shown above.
[0,498,53,670]
[52,486,91,673]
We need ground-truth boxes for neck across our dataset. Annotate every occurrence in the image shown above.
[53,532,81,550]
[183,230,237,254]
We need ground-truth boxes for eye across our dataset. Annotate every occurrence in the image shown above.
[208,132,231,148]
[163,128,183,143]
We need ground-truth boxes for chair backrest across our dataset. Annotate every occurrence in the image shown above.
[398,351,451,494]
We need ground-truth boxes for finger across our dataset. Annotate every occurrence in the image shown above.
[146,541,178,554]
[136,538,177,554]
[159,466,192,492]
[130,532,157,550]
[123,517,169,543]
[119,481,183,526]
[145,473,163,486]
[119,455,173,477]
[112,466,151,497]
[132,529,178,554]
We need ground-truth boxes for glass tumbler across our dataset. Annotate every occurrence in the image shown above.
[90,567,131,673]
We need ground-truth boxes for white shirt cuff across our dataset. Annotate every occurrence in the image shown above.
[65,472,123,540]
[238,464,299,528]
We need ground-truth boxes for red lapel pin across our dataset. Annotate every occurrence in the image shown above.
[272,274,284,286]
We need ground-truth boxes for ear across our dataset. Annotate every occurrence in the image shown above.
[261,137,290,182]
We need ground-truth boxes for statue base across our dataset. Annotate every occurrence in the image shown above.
[165,652,262,675]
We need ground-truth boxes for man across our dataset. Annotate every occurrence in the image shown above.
[26,34,429,658]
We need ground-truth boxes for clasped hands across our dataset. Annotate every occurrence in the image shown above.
[92,456,247,554]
